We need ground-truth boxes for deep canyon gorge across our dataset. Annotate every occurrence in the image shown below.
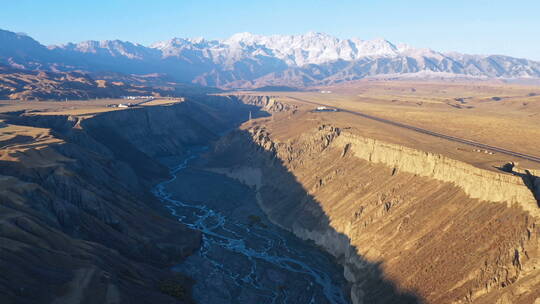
[1,94,539,304]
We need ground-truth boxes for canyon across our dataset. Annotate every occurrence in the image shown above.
[1,81,540,303]
[0,96,260,303]
[0,95,354,303]
[205,92,540,303]
[3,2,540,303]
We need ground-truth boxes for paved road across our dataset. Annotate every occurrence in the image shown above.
[133,98,155,106]
[288,96,540,164]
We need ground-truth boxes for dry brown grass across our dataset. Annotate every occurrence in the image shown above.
[233,80,540,171]
[0,98,181,117]
[0,99,123,114]
[140,98,184,107]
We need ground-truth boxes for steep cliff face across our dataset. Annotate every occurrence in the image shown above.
[331,131,539,216]
[224,95,298,113]
[210,124,540,304]
[0,97,258,304]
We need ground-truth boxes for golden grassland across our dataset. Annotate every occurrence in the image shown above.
[140,98,184,107]
[0,98,184,116]
[232,80,540,171]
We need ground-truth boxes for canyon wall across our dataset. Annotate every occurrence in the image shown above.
[211,124,540,304]
[0,97,258,304]
[225,95,298,113]
[332,131,539,216]
[2,94,538,303]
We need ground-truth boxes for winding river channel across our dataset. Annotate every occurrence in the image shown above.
[152,149,351,304]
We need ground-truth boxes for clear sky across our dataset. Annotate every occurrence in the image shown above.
[2,0,539,60]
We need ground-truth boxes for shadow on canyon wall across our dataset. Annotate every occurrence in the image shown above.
[520,170,540,208]
[0,96,268,304]
[0,94,421,303]
[495,164,540,208]
[210,128,423,304]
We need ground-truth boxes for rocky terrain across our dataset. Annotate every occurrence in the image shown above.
[207,100,540,303]
[1,29,540,90]
[0,96,261,303]
[1,84,539,303]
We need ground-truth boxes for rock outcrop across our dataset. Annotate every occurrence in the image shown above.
[331,130,539,216]
[225,95,298,113]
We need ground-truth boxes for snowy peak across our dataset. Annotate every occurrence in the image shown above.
[151,37,217,50]
[353,38,399,56]
[150,32,441,66]
[52,40,150,59]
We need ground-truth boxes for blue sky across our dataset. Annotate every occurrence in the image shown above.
[2,0,539,60]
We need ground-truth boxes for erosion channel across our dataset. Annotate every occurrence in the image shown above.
[153,147,351,303]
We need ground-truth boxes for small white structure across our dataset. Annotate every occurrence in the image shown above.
[314,106,338,112]
[122,96,153,100]
[320,90,332,94]
[117,104,129,108]
[315,106,337,112]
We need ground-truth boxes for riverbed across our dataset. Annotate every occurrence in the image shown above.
[152,150,351,304]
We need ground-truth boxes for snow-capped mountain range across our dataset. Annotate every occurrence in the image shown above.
[1,29,539,88]
[150,32,415,66]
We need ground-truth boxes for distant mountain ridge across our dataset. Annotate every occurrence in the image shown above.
[0,63,207,100]
[1,29,539,89]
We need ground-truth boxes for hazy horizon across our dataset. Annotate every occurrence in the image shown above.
[2,0,540,61]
